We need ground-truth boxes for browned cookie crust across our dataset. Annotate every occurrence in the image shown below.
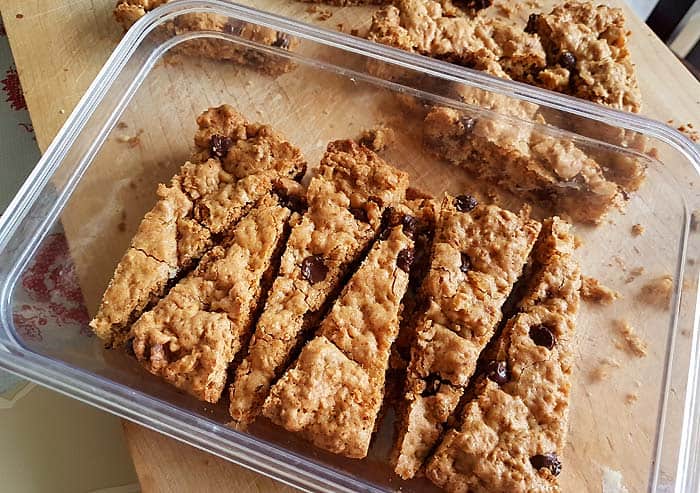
[90,106,305,346]
[130,196,293,403]
[263,220,414,458]
[114,0,298,75]
[426,217,581,493]
[392,195,541,479]
[229,140,409,427]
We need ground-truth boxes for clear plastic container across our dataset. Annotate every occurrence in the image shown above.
[1,1,699,491]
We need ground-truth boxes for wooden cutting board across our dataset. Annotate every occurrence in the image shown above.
[2,1,700,492]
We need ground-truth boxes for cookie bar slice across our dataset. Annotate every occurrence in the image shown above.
[230,140,409,426]
[90,106,306,346]
[262,218,414,458]
[426,217,581,493]
[392,195,541,479]
[423,106,623,224]
[368,0,547,80]
[531,1,641,114]
[114,1,298,75]
[130,195,293,403]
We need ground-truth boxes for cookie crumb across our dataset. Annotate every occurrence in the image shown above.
[16,13,24,19]
[614,320,648,358]
[117,121,128,130]
[117,129,144,148]
[358,125,395,152]
[631,224,644,237]
[581,276,619,305]
[624,266,645,284]
[624,393,638,405]
[590,357,621,382]
[677,123,699,143]
[117,210,127,232]
[639,275,673,309]
[691,210,700,232]
[648,147,660,159]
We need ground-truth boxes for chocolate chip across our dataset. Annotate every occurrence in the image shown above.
[397,248,414,273]
[455,194,478,212]
[484,360,508,384]
[525,13,540,34]
[350,207,369,223]
[421,373,445,397]
[529,324,556,349]
[459,116,476,134]
[210,134,233,158]
[559,51,577,71]
[460,253,471,274]
[530,453,561,476]
[223,20,244,36]
[272,33,290,49]
[402,214,417,239]
[300,255,328,284]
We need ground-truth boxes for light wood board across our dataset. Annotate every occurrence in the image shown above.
[2,1,700,492]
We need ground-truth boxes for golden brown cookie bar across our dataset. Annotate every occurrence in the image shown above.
[423,106,623,224]
[90,106,305,345]
[114,0,298,75]
[426,217,581,493]
[392,195,541,479]
[529,1,641,113]
[130,195,292,403]
[263,221,414,458]
[230,140,409,427]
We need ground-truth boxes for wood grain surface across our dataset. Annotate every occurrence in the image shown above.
[2,1,699,492]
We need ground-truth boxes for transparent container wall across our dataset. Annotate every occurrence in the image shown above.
[1,4,699,492]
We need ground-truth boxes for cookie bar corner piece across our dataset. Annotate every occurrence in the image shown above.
[425,217,581,492]
[130,195,293,403]
[391,194,542,480]
[263,220,414,458]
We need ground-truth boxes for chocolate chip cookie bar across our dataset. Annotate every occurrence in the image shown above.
[129,195,293,403]
[423,106,624,224]
[262,218,414,458]
[114,0,298,75]
[229,140,409,427]
[529,2,642,113]
[90,106,306,346]
[425,217,581,492]
[392,195,541,479]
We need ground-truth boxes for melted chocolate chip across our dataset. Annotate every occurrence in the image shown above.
[210,134,233,159]
[421,373,445,397]
[525,13,540,34]
[281,195,306,214]
[460,253,471,274]
[530,453,561,476]
[223,20,245,36]
[350,207,369,223]
[301,255,328,284]
[529,324,556,349]
[272,33,290,49]
[368,195,384,207]
[402,214,417,239]
[397,248,414,273]
[559,51,577,71]
[459,116,476,134]
[455,194,478,212]
[484,360,508,384]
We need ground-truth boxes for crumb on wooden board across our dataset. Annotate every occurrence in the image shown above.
[357,125,395,152]
[589,357,621,382]
[581,276,619,305]
[638,275,673,309]
[631,224,644,237]
[614,320,648,358]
